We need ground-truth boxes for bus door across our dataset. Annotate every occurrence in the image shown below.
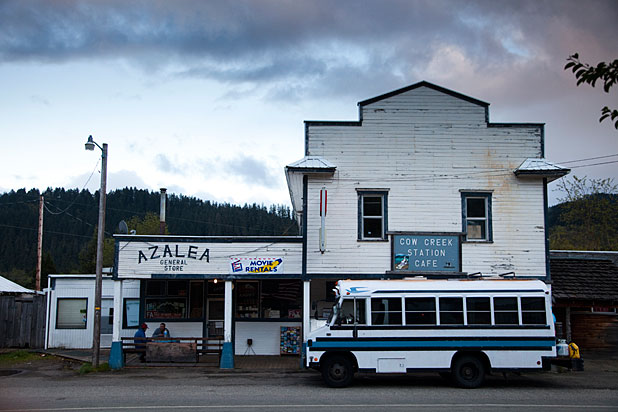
[339,298,366,338]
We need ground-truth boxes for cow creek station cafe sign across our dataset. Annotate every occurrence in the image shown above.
[392,233,462,272]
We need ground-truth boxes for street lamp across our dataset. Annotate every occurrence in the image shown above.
[85,135,107,367]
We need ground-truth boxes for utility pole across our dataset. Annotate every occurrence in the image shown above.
[85,135,107,368]
[36,195,43,291]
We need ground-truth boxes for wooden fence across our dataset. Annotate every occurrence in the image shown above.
[0,294,47,348]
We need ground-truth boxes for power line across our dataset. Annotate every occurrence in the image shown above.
[0,223,93,239]
[558,153,618,164]
[43,158,101,215]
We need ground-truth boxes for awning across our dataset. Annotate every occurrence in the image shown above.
[514,158,570,182]
[285,156,336,221]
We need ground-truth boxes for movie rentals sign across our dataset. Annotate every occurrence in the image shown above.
[229,258,284,274]
[392,233,462,272]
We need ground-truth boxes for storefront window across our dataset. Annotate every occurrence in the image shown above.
[56,298,87,329]
[143,279,204,320]
[123,298,140,328]
[235,280,302,320]
[145,298,187,319]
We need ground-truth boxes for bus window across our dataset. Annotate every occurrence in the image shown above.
[521,297,547,325]
[494,297,519,325]
[339,299,367,325]
[371,298,402,325]
[439,297,464,324]
[466,297,491,325]
[405,297,436,325]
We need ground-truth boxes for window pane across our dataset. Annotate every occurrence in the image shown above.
[371,298,402,325]
[190,281,204,318]
[467,312,491,325]
[467,198,486,218]
[363,196,382,216]
[467,297,491,325]
[440,297,463,311]
[363,218,382,238]
[100,300,113,334]
[440,312,464,325]
[406,312,436,325]
[467,297,490,311]
[405,297,435,311]
[495,312,519,325]
[208,299,224,320]
[124,299,140,328]
[371,298,402,311]
[168,280,188,296]
[146,280,165,296]
[371,312,402,325]
[522,312,546,325]
[145,298,187,319]
[466,220,486,240]
[340,299,366,324]
[355,299,366,324]
[494,297,517,311]
[57,298,87,329]
[521,297,545,310]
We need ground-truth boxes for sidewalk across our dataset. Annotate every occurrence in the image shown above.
[41,348,302,372]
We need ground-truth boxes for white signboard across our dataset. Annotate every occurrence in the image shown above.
[115,239,302,278]
[229,258,284,274]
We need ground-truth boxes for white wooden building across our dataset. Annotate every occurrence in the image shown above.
[45,274,140,349]
[285,81,569,321]
[104,81,568,368]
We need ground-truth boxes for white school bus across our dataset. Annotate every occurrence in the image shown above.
[306,278,556,388]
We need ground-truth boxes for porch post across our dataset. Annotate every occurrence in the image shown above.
[109,279,124,369]
[302,280,310,368]
[565,306,572,342]
[220,280,234,368]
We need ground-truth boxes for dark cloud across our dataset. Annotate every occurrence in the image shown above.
[1,0,616,103]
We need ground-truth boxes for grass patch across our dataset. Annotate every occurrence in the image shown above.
[0,350,49,366]
[79,362,111,374]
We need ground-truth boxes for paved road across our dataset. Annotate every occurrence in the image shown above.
[1,363,618,411]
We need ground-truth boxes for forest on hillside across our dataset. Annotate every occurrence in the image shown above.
[1,180,616,290]
[0,187,298,288]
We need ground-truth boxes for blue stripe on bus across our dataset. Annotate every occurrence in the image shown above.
[310,340,554,349]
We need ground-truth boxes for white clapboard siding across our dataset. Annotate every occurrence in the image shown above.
[304,85,547,277]
[48,277,140,349]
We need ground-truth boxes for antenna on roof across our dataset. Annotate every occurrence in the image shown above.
[117,220,128,234]
[499,272,516,278]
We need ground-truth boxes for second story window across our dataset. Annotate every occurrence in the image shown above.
[358,190,388,240]
[461,192,492,242]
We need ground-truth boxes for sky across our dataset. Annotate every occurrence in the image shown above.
[0,0,617,208]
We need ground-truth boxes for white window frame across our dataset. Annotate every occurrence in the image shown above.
[461,191,492,242]
[358,190,388,240]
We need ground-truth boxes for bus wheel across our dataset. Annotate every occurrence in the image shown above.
[452,355,485,389]
[321,355,354,388]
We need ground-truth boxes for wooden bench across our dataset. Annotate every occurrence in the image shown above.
[121,337,222,364]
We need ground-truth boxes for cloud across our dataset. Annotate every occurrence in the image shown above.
[3,0,614,101]
[155,153,185,175]
[222,155,278,187]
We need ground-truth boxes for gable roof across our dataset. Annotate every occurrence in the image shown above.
[357,80,490,108]
[0,275,34,294]
[514,158,570,182]
[550,256,618,301]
